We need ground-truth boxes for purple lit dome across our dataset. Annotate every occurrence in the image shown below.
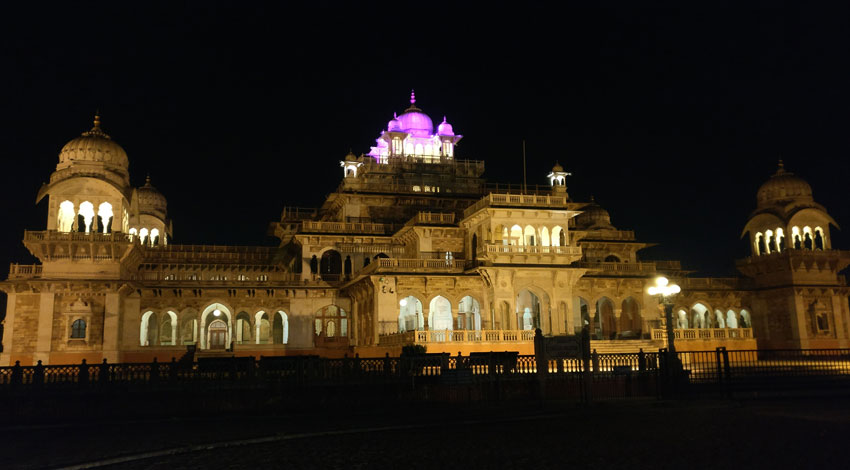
[437,116,454,136]
[387,113,401,132]
[396,90,433,137]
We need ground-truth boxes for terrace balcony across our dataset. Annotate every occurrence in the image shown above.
[651,328,754,341]
[480,244,582,265]
[379,329,536,347]
[464,193,572,218]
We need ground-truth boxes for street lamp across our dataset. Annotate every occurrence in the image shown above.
[648,276,680,355]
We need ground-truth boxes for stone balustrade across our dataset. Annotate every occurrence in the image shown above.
[301,220,391,234]
[410,211,456,225]
[651,328,753,341]
[485,244,582,255]
[464,193,571,218]
[577,261,657,274]
[24,230,131,243]
[379,329,536,346]
[361,258,466,275]
[8,264,43,279]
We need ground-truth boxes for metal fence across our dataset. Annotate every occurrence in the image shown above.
[1,348,849,400]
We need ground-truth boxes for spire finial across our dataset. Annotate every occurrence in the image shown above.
[590,195,595,202]
[145,174,151,185]
[410,89,416,105]
[776,158,786,175]
[442,115,447,123]
[93,110,101,129]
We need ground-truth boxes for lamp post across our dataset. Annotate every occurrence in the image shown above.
[648,276,681,355]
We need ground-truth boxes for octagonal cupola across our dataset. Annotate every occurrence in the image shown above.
[742,160,838,256]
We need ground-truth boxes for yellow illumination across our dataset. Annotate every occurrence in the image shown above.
[400,298,408,307]
[656,276,669,287]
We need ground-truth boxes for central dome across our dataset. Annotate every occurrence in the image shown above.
[756,161,813,207]
[58,115,129,170]
[395,91,433,137]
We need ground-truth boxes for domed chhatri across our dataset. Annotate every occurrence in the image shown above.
[575,197,615,230]
[57,114,129,170]
[437,116,454,136]
[387,112,401,132]
[136,175,167,216]
[368,90,462,161]
[756,160,813,207]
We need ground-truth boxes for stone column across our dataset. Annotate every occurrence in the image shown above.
[102,292,121,363]
[34,292,55,365]
[613,308,623,338]
[0,293,16,366]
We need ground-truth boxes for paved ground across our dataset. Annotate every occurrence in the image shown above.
[2,397,849,469]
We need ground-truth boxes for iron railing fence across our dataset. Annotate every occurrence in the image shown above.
[2,349,850,399]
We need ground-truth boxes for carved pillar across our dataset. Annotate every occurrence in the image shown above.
[613,308,623,338]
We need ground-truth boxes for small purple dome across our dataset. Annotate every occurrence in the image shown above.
[387,113,401,131]
[437,116,454,136]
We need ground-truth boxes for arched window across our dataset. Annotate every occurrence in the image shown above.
[428,296,453,331]
[714,310,725,328]
[457,296,481,330]
[97,202,113,234]
[814,227,826,250]
[139,228,149,246]
[58,201,76,232]
[803,227,814,250]
[314,305,347,337]
[691,303,709,329]
[726,310,738,329]
[150,228,160,247]
[78,201,95,233]
[764,230,774,254]
[310,255,318,274]
[255,311,271,344]
[160,311,177,345]
[320,250,342,281]
[739,309,751,328]
[70,319,86,339]
[524,226,536,246]
[540,227,550,247]
[140,311,158,346]
[235,311,252,344]
[510,225,523,246]
[676,309,689,329]
[129,227,138,241]
[275,311,289,344]
[517,290,541,331]
[398,296,424,332]
[604,255,621,263]
[792,226,802,249]
[775,228,785,253]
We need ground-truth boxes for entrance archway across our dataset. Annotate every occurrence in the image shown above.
[208,320,227,349]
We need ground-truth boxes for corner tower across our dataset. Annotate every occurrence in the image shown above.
[737,161,850,348]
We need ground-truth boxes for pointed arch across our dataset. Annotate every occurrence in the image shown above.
[428,296,453,330]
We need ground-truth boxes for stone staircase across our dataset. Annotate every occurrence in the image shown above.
[589,339,663,355]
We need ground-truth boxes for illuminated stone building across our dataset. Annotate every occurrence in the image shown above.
[2,93,850,365]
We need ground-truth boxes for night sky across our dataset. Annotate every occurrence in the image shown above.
[1,3,848,291]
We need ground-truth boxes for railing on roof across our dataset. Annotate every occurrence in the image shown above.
[651,328,753,341]
[359,258,466,275]
[577,261,657,275]
[280,207,319,221]
[484,244,582,256]
[379,329,536,346]
[463,193,571,218]
[301,220,393,234]
[408,211,456,225]
[9,264,42,279]
[578,230,636,241]
[24,230,131,243]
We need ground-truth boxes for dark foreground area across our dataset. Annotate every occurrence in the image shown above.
[2,396,848,470]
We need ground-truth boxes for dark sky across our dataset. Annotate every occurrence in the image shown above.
[1,3,848,280]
